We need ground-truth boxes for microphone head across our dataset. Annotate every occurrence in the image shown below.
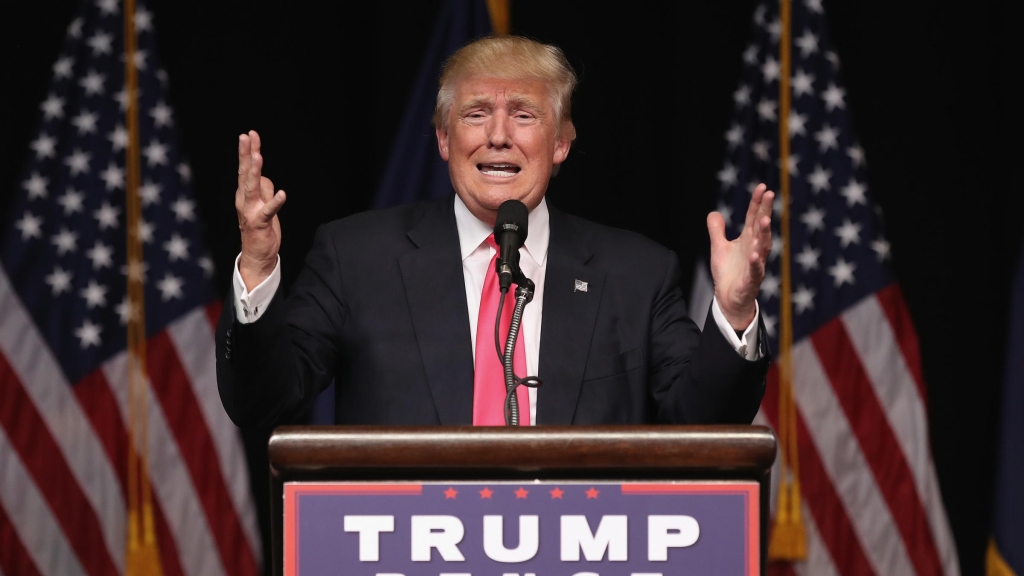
[494,200,529,243]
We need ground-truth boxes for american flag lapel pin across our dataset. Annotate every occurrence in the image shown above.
[574,279,588,293]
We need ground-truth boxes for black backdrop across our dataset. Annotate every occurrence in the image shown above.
[2,1,1021,574]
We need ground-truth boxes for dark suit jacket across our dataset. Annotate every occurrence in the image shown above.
[216,196,769,428]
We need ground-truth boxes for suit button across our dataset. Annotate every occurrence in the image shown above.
[225,351,231,360]
[226,328,232,337]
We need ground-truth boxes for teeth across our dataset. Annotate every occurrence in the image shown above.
[479,164,519,177]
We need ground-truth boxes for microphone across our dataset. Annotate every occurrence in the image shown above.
[493,200,529,292]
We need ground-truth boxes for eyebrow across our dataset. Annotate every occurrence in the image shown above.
[457,92,544,115]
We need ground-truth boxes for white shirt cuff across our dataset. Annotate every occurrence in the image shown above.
[710,297,761,361]
[232,253,281,324]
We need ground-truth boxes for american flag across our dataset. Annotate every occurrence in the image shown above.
[0,1,261,575]
[692,0,961,574]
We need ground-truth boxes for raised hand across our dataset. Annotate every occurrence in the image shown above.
[707,183,774,330]
[236,130,287,292]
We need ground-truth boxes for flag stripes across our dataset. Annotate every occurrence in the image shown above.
[0,497,41,576]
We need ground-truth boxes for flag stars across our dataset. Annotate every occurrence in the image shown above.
[116,297,141,325]
[143,140,169,166]
[761,56,780,83]
[828,257,857,287]
[807,166,831,193]
[847,145,866,167]
[717,202,734,228]
[757,99,777,122]
[157,273,184,301]
[94,202,120,229]
[31,134,57,159]
[132,50,149,71]
[826,51,840,68]
[753,140,771,162]
[841,179,868,207]
[53,56,75,79]
[101,162,125,190]
[16,212,43,240]
[24,173,49,199]
[806,0,824,13]
[770,236,783,260]
[150,102,173,128]
[45,266,73,295]
[792,70,815,97]
[51,228,79,255]
[793,286,816,314]
[734,85,751,107]
[800,205,827,232]
[795,31,819,57]
[743,44,759,65]
[86,31,113,56]
[724,124,743,149]
[40,95,65,120]
[75,320,102,348]
[177,163,192,183]
[788,112,808,137]
[443,487,458,499]
[717,163,738,189]
[109,125,128,151]
[80,281,108,309]
[814,125,839,152]
[761,272,780,299]
[766,18,782,42]
[87,241,114,269]
[171,198,196,222]
[68,18,83,38]
[134,7,153,31]
[872,238,892,261]
[122,260,149,283]
[71,111,98,135]
[140,181,161,206]
[835,218,863,248]
[199,256,214,278]
[135,219,156,244]
[164,233,190,261]
[795,245,821,272]
[782,153,801,177]
[762,314,777,337]
[64,149,91,176]
[96,0,119,15]
[514,487,529,499]
[57,188,85,214]
[822,83,846,111]
[79,70,105,96]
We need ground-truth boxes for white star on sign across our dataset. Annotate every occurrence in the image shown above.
[760,272,780,299]
[40,95,65,120]
[101,163,125,190]
[872,238,892,261]
[829,257,857,287]
[835,218,862,248]
[71,111,98,135]
[847,145,866,167]
[795,31,818,57]
[24,173,49,199]
[800,205,827,232]
[757,99,777,122]
[822,83,846,111]
[134,7,153,31]
[143,140,168,166]
[16,212,43,240]
[140,181,161,206]
[108,125,128,152]
[724,124,743,149]
[841,179,868,207]
[788,112,808,137]
[53,56,75,79]
[87,241,114,269]
[51,227,78,255]
[753,140,771,161]
[157,273,185,301]
[792,285,816,314]
[734,86,751,107]
[57,188,85,214]
[807,165,831,193]
[795,245,821,271]
[75,319,102,348]
[717,163,738,188]
[79,70,105,96]
[64,149,91,176]
[94,202,120,230]
[761,56,780,83]
[80,281,108,309]
[150,101,173,128]
[31,134,57,159]
[792,70,815,97]
[814,125,839,152]
[86,31,113,56]
[45,266,73,295]
[96,0,119,15]
[164,233,190,261]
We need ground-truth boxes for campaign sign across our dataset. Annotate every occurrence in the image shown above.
[284,481,759,576]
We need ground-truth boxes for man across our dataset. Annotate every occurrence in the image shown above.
[217,36,773,428]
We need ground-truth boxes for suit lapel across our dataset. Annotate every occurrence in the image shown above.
[536,206,605,424]
[398,198,475,425]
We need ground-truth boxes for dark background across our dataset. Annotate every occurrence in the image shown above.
[2,1,1020,574]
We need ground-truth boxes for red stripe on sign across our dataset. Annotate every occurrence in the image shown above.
[73,370,185,576]
[761,366,875,575]
[147,331,259,576]
[0,354,119,576]
[875,284,927,400]
[812,319,943,576]
[0,497,42,576]
[206,300,222,334]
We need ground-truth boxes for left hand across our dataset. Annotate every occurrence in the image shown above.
[707,183,774,330]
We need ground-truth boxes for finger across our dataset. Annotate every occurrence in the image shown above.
[260,190,287,219]
[744,183,767,232]
[244,130,262,199]
[260,176,275,204]
[237,134,251,190]
[707,212,727,247]
[758,189,775,222]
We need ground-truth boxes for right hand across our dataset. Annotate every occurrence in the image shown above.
[236,130,286,291]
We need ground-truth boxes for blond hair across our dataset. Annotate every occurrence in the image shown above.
[433,36,577,140]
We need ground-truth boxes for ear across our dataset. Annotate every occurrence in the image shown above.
[552,135,571,166]
[436,126,450,161]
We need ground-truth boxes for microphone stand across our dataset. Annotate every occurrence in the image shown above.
[495,275,542,426]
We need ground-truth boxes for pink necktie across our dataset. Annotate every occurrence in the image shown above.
[473,235,530,426]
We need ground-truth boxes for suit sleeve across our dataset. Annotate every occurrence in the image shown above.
[649,251,770,424]
[216,225,346,428]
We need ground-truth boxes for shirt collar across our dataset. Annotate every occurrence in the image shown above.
[454,195,549,267]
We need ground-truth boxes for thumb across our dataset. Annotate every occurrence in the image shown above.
[707,211,727,247]
[260,189,287,219]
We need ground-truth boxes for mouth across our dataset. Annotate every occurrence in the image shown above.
[477,163,521,178]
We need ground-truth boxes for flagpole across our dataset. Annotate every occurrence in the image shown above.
[123,0,163,572]
[485,0,510,35]
[768,0,807,562]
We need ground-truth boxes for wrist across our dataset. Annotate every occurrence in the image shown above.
[239,253,277,291]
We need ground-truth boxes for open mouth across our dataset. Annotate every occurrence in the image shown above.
[477,163,521,178]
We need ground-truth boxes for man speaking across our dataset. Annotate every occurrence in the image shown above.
[217,36,774,428]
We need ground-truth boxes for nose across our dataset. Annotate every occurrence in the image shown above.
[486,114,512,149]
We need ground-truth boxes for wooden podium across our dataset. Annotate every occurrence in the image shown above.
[269,425,776,576]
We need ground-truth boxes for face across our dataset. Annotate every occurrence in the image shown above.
[436,76,571,225]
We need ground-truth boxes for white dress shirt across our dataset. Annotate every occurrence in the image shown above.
[232,196,761,425]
